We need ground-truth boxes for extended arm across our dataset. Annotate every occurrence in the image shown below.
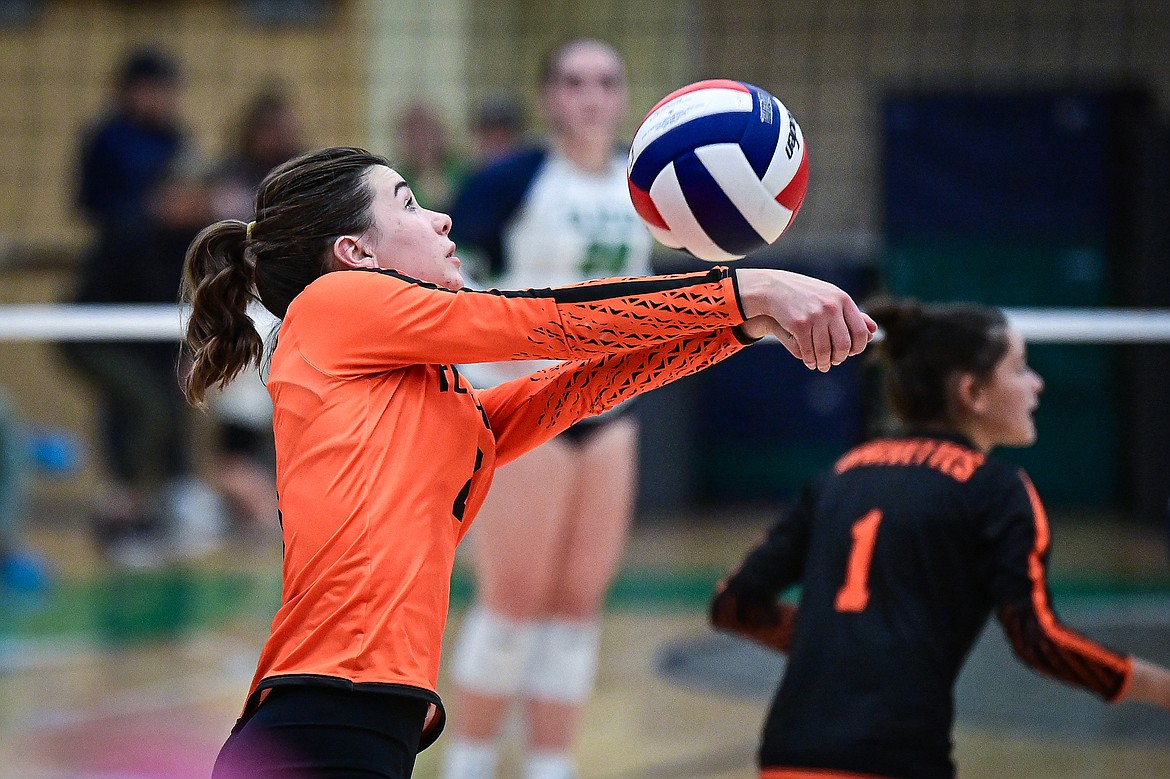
[291,267,745,375]
[988,471,1134,702]
[480,326,750,465]
[287,265,874,379]
[708,480,820,653]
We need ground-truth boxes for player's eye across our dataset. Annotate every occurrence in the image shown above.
[599,75,623,91]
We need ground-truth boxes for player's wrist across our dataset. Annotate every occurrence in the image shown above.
[732,268,778,322]
[736,316,772,342]
[1125,657,1170,709]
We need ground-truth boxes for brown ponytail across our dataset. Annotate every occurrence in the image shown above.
[182,219,263,406]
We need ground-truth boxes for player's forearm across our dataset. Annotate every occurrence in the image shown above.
[998,602,1131,701]
[710,589,798,654]
[485,328,747,465]
[543,268,746,353]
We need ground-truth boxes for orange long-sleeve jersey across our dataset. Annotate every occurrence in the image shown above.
[243,266,754,749]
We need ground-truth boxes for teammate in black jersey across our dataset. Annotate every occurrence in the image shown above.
[711,298,1170,779]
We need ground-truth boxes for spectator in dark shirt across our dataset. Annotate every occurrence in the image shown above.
[77,47,186,234]
[470,94,526,168]
[61,159,221,566]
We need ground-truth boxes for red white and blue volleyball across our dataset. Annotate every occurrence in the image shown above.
[627,79,809,262]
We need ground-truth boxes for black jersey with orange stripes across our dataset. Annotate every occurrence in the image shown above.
[713,432,1132,779]
[246,266,754,750]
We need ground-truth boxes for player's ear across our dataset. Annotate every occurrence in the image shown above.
[332,235,375,270]
[954,372,988,416]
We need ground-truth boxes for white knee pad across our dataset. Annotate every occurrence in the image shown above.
[522,618,601,703]
[450,607,539,697]
[523,749,577,779]
[440,737,500,779]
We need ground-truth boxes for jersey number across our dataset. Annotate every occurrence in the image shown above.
[581,242,630,276]
[835,509,883,613]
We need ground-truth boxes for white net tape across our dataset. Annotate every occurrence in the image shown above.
[0,304,278,341]
[0,304,1167,344]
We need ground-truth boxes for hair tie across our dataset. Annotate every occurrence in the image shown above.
[246,221,256,241]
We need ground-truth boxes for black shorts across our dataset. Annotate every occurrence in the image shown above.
[212,686,429,779]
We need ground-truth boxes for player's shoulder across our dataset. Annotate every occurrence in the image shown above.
[968,453,1027,490]
[288,269,422,314]
[964,453,1040,522]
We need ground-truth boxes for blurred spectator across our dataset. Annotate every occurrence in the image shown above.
[470,93,525,167]
[211,87,307,221]
[201,87,304,534]
[393,100,470,212]
[0,388,54,597]
[60,158,225,567]
[77,47,187,235]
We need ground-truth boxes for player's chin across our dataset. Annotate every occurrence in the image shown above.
[1010,421,1038,448]
[443,272,466,291]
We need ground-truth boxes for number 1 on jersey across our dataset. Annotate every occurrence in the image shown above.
[835,509,883,613]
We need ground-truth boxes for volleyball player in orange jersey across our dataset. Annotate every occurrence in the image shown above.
[181,146,875,778]
[711,298,1170,779]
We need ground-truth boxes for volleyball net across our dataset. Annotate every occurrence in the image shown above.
[3,303,1170,344]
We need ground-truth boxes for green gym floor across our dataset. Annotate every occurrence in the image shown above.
[3,509,1169,778]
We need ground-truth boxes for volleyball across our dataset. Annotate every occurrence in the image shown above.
[627,79,809,262]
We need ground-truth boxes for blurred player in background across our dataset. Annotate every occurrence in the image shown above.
[183,145,874,779]
[394,100,470,214]
[441,39,653,779]
[711,297,1170,779]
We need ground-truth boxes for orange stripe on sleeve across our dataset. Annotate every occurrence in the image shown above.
[1019,473,1132,686]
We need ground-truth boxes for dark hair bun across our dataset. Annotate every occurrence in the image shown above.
[865,296,924,360]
